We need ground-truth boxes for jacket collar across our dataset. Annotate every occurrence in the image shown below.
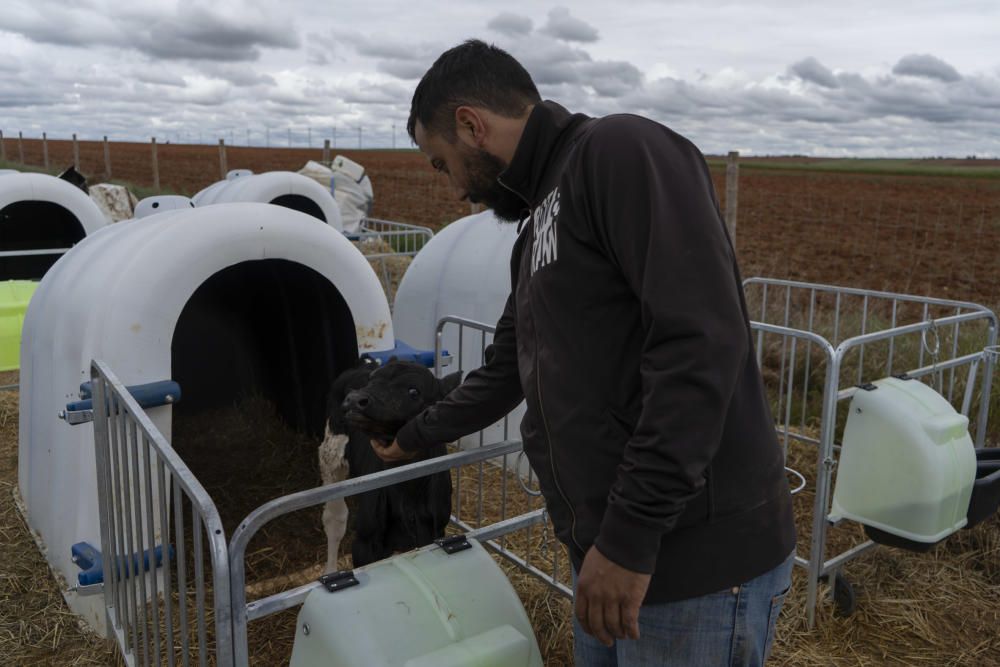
[498,100,590,209]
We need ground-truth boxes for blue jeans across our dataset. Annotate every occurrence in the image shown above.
[573,552,794,666]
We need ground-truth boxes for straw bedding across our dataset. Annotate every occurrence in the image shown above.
[2,383,999,665]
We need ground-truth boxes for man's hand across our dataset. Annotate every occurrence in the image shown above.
[575,546,651,647]
[370,438,418,464]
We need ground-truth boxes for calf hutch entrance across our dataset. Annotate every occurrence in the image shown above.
[17,203,393,639]
[0,172,106,280]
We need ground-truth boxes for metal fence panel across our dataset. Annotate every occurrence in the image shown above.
[91,360,234,666]
[743,277,998,627]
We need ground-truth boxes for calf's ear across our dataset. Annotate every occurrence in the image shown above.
[438,371,463,397]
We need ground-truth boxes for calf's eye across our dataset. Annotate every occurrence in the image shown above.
[408,388,420,400]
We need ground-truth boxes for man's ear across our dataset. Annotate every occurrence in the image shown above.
[454,106,486,148]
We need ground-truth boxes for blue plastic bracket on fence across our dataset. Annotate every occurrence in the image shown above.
[69,380,182,413]
[362,339,449,368]
[71,541,175,586]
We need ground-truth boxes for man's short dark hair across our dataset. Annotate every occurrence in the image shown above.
[408,39,541,142]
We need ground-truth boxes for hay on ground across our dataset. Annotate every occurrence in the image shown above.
[3,386,1000,665]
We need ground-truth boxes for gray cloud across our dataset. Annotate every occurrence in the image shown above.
[338,32,442,81]
[1,3,998,159]
[199,64,277,88]
[487,12,533,37]
[0,2,299,62]
[131,68,188,88]
[893,54,962,82]
[341,82,411,106]
[581,61,643,97]
[789,57,840,89]
[377,60,428,81]
[541,7,599,43]
[511,41,592,86]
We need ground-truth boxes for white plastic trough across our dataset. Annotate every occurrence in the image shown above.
[0,172,107,280]
[193,171,343,231]
[17,202,393,634]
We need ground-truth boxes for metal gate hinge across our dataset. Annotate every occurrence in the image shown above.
[59,409,94,425]
[319,569,359,593]
[70,583,104,597]
[435,534,472,554]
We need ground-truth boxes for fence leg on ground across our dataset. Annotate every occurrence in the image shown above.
[42,132,49,169]
[151,138,160,193]
[103,136,111,179]
[726,150,739,249]
[219,139,227,179]
[73,133,80,171]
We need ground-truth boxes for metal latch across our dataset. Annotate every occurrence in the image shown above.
[59,408,94,425]
[857,382,878,391]
[435,534,472,554]
[319,570,360,593]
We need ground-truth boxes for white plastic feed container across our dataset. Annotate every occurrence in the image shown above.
[830,376,977,545]
[289,538,543,667]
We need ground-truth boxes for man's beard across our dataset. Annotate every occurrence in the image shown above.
[461,146,526,223]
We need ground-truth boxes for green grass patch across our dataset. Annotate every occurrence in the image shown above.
[706,157,1000,179]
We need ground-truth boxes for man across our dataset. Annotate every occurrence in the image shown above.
[373,39,796,666]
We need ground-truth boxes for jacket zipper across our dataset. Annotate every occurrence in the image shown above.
[498,175,585,554]
[535,362,584,553]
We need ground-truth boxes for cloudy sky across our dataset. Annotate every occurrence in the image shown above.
[2,0,999,157]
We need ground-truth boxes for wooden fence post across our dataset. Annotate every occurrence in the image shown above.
[103,136,112,179]
[72,133,80,171]
[725,151,740,249]
[18,131,24,163]
[0,130,5,162]
[322,139,331,164]
[42,132,49,169]
[219,139,228,179]
[151,137,160,192]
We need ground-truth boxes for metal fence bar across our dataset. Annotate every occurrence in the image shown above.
[0,248,72,258]
[245,508,557,624]
[173,478,190,667]
[141,435,162,664]
[110,394,135,657]
[92,375,118,638]
[229,439,523,666]
[156,457,176,667]
[128,418,151,667]
[193,511,207,667]
[118,399,142,661]
[743,277,992,313]
[977,324,998,446]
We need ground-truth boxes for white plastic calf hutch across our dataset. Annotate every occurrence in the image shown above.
[18,202,392,637]
[193,171,344,231]
[0,172,107,280]
[392,210,526,454]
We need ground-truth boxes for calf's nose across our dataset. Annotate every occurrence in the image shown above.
[341,391,370,413]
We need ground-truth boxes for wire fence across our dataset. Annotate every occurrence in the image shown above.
[3,132,999,309]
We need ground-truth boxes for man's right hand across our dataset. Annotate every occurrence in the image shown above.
[371,439,418,464]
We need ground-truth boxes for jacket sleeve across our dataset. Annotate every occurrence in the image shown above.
[395,293,524,451]
[578,118,751,574]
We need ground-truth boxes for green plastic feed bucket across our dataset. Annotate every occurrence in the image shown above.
[0,280,38,371]
[290,538,543,667]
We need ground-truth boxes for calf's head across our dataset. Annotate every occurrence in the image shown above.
[341,359,462,441]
